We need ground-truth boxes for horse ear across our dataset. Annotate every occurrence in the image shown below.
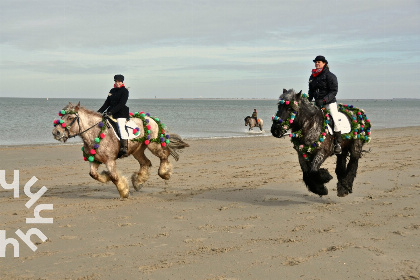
[297,90,302,97]
[283,89,287,93]
[74,102,80,112]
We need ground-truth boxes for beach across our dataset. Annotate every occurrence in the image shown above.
[0,126,419,279]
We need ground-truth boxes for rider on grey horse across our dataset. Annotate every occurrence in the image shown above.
[308,55,343,154]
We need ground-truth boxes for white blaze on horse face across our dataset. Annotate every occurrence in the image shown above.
[52,126,67,142]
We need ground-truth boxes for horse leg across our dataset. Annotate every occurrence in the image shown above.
[336,142,363,197]
[148,143,172,180]
[300,152,332,196]
[335,149,349,197]
[131,144,152,191]
[105,160,129,199]
[89,162,111,183]
[339,156,359,196]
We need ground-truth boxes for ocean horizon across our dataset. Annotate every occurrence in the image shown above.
[1,97,419,146]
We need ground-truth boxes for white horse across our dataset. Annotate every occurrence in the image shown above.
[244,116,264,131]
[52,102,189,198]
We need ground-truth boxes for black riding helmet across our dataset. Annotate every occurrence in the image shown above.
[313,55,328,64]
[114,74,124,82]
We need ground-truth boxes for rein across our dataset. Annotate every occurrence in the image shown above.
[272,99,300,137]
[66,114,104,139]
[272,94,330,160]
[53,110,106,139]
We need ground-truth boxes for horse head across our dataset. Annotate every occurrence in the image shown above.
[244,116,251,126]
[52,102,81,142]
[271,89,304,138]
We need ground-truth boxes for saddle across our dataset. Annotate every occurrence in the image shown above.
[325,112,351,135]
[106,117,141,140]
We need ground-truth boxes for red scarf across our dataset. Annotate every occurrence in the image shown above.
[114,83,125,88]
[312,68,323,77]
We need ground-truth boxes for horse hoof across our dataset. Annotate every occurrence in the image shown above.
[337,191,348,197]
[337,182,352,197]
[133,184,143,191]
[308,185,328,196]
[120,192,129,199]
[318,168,333,183]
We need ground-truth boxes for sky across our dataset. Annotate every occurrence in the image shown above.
[0,0,419,99]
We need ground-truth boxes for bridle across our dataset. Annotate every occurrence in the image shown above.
[272,99,299,137]
[55,111,105,139]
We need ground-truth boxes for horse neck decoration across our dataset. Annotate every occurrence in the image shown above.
[271,89,371,197]
[52,102,189,199]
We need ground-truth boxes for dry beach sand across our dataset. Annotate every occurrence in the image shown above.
[0,126,419,279]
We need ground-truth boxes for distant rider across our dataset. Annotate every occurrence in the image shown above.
[98,74,130,157]
[308,55,342,154]
[251,109,258,125]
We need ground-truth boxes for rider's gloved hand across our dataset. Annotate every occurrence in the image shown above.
[315,99,325,108]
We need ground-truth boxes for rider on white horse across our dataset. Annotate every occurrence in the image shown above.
[98,74,130,157]
[251,109,259,125]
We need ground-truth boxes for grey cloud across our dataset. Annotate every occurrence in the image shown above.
[2,0,418,51]
[0,60,128,75]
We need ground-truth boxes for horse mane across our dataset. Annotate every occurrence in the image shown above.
[280,89,319,116]
[63,103,102,118]
[78,106,102,117]
[300,94,319,116]
[279,88,298,102]
[279,89,324,143]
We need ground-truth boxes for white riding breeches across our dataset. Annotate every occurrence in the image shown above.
[325,102,342,132]
[117,118,129,139]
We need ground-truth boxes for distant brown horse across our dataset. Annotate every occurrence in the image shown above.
[52,102,189,199]
[244,116,264,131]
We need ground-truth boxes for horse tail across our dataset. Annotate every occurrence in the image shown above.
[167,133,189,161]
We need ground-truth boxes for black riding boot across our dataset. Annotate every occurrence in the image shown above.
[333,131,342,154]
[118,139,128,158]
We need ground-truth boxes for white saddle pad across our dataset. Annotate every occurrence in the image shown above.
[327,112,351,135]
[108,119,142,140]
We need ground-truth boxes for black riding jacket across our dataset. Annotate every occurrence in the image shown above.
[98,86,130,119]
[308,67,338,104]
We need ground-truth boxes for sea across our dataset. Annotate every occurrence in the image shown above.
[0,97,419,146]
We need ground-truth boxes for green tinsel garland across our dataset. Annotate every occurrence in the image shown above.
[129,112,171,146]
[272,95,372,161]
[81,117,107,163]
[338,104,372,142]
[289,109,331,160]
[55,109,171,164]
